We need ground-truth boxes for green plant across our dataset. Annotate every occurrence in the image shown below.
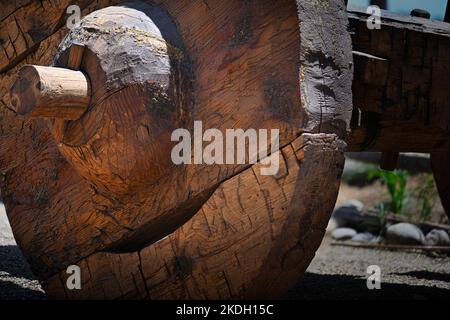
[376,202,387,227]
[368,169,408,214]
[413,174,438,221]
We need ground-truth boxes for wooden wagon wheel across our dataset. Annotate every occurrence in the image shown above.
[0,0,352,299]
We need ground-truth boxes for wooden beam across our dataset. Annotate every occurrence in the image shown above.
[380,151,399,171]
[347,8,450,153]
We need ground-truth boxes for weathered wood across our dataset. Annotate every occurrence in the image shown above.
[52,44,86,142]
[4,0,450,301]
[0,0,94,72]
[66,43,85,70]
[0,0,355,301]
[297,0,353,137]
[347,7,450,153]
[10,65,90,119]
[42,133,346,299]
[347,8,450,217]
[0,0,353,286]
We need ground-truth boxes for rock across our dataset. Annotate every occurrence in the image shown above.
[424,229,450,246]
[351,232,377,243]
[341,199,364,212]
[331,228,357,241]
[385,223,425,245]
[342,157,378,187]
[332,200,364,228]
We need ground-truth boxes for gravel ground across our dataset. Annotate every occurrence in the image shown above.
[1,201,449,300]
[0,203,46,300]
[287,235,450,300]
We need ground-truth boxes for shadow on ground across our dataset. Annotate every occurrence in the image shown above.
[286,272,450,300]
[0,280,46,300]
[0,245,36,279]
[392,271,450,284]
[1,244,449,300]
[0,245,46,300]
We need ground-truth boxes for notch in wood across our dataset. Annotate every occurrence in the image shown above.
[66,42,85,70]
[53,43,87,143]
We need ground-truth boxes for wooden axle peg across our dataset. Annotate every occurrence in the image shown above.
[10,65,90,120]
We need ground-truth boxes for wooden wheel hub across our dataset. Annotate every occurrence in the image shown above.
[11,5,193,202]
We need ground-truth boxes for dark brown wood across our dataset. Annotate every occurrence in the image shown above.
[347,8,450,153]
[380,151,399,171]
[348,8,450,216]
[431,152,450,218]
[0,0,94,73]
[66,43,85,70]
